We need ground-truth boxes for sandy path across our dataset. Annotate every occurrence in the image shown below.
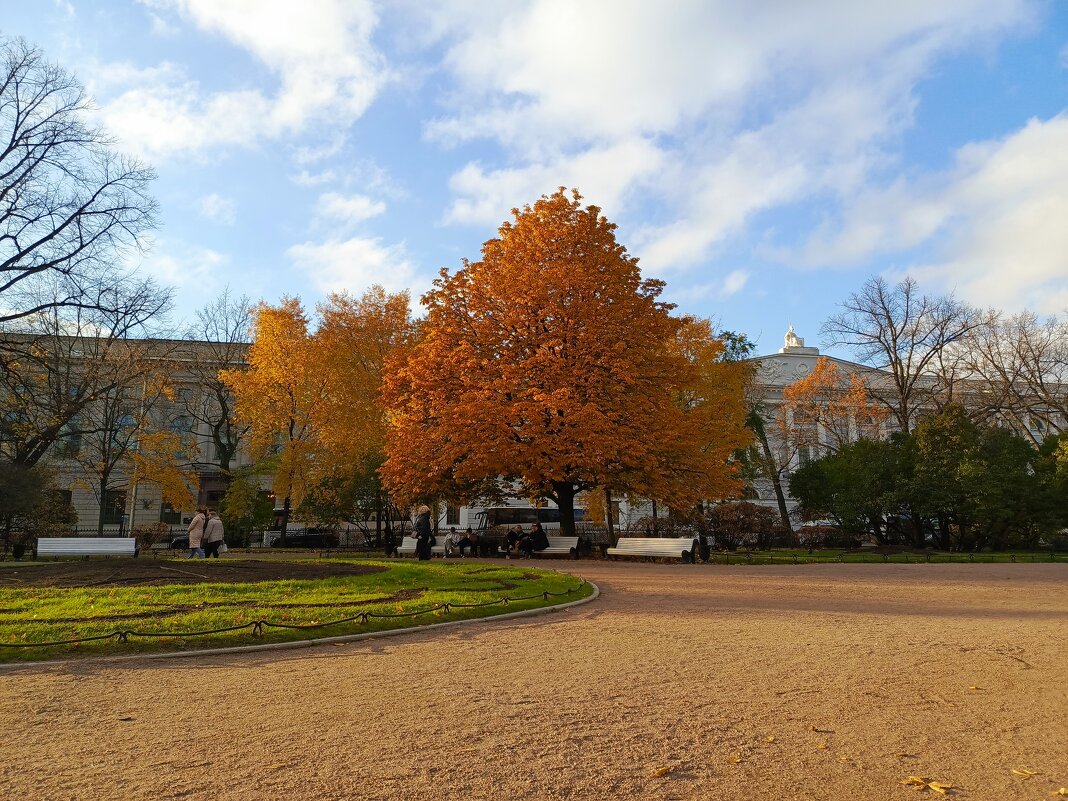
[1,562,1065,801]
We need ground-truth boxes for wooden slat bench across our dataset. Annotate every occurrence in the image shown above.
[499,536,579,559]
[36,537,138,559]
[396,536,447,558]
[606,537,699,563]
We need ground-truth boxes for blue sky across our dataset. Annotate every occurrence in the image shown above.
[3,0,1067,355]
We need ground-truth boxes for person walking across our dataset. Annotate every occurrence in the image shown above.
[414,505,434,560]
[203,510,225,558]
[187,507,206,559]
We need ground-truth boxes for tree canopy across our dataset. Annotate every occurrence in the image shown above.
[381,188,751,535]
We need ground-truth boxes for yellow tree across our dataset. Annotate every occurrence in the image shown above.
[222,298,327,541]
[382,189,751,536]
[129,429,197,511]
[779,357,888,456]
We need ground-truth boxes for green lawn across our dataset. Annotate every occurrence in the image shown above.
[0,559,591,663]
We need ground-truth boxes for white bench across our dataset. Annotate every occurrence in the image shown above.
[499,536,579,558]
[36,537,138,559]
[396,536,447,558]
[606,537,698,563]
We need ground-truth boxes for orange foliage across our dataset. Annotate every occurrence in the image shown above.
[221,298,327,507]
[222,289,414,512]
[779,357,888,453]
[381,188,751,525]
[130,429,197,509]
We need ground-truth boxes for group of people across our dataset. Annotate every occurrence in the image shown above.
[186,507,225,559]
[410,506,551,560]
[503,521,550,558]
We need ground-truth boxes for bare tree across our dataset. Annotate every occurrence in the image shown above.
[0,277,171,467]
[1,36,158,325]
[181,288,252,475]
[821,276,979,434]
[961,310,1067,443]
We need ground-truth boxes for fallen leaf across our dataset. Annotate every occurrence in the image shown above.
[649,766,673,778]
[1011,767,1041,779]
[897,753,921,759]
[901,776,929,788]
[763,735,776,743]
[928,782,956,795]
[1049,789,1068,797]
[727,755,744,764]
[967,685,984,691]
[816,741,828,750]
[810,725,834,733]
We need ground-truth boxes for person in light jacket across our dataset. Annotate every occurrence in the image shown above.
[187,508,207,559]
[203,510,225,558]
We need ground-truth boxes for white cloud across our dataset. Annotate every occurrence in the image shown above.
[197,193,236,225]
[141,240,228,291]
[315,192,386,226]
[421,0,1036,274]
[802,114,1068,312]
[287,237,419,296]
[445,138,666,227]
[665,269,750,305]
[291,169,338,187]
[101,0,386,159]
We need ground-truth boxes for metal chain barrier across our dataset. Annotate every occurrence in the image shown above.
[0,582,587,650]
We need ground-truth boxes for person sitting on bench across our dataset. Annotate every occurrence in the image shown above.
[504,526,524,558]
[458,527,479,557]
[443,527,465,557]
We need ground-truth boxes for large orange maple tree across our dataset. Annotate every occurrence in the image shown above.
[381,189,751,535]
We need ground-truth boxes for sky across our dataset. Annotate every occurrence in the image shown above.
[3,0,1067,356]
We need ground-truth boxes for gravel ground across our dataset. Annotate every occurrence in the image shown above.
[1,561,1065,801]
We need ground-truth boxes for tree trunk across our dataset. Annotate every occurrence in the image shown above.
[755,423,793,534]
[651,500,658,535]
[279,494,291,546]
[604,488,615,545]
[374,486,383,546]
[552,481,577,538]
[97,474,109,535]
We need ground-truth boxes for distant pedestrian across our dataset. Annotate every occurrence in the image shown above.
[203,510,225,558]
[414,505,434,560]
[458,527,479,557]
[187,508,206,559]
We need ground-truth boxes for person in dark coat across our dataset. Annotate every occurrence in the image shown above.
[518,521,550,558]
[414,505,434,560]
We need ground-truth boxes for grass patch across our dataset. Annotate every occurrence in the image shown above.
[0,559,591,663]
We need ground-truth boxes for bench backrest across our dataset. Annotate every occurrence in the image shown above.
[611,537,697,552]
[37,537,137,556]
[544,536,579,549]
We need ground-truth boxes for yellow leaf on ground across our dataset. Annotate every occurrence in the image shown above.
[928,782,956,795]
[1048,788,1068,797]
[901,776,928,787]
[649,766,673,778]
[816,741,828,750]
[727,755,744,764]
[1011,768,1041,778]
[763,735,776,743]
[968,685,984,691]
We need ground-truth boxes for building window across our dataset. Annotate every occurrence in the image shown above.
[102,489,126,525]
[446,504,460,525]
[159,502,183,524]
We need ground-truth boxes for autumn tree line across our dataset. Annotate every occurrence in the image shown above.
[1,37,1065,553]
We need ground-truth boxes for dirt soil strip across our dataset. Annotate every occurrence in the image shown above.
[1,562,1065,801]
